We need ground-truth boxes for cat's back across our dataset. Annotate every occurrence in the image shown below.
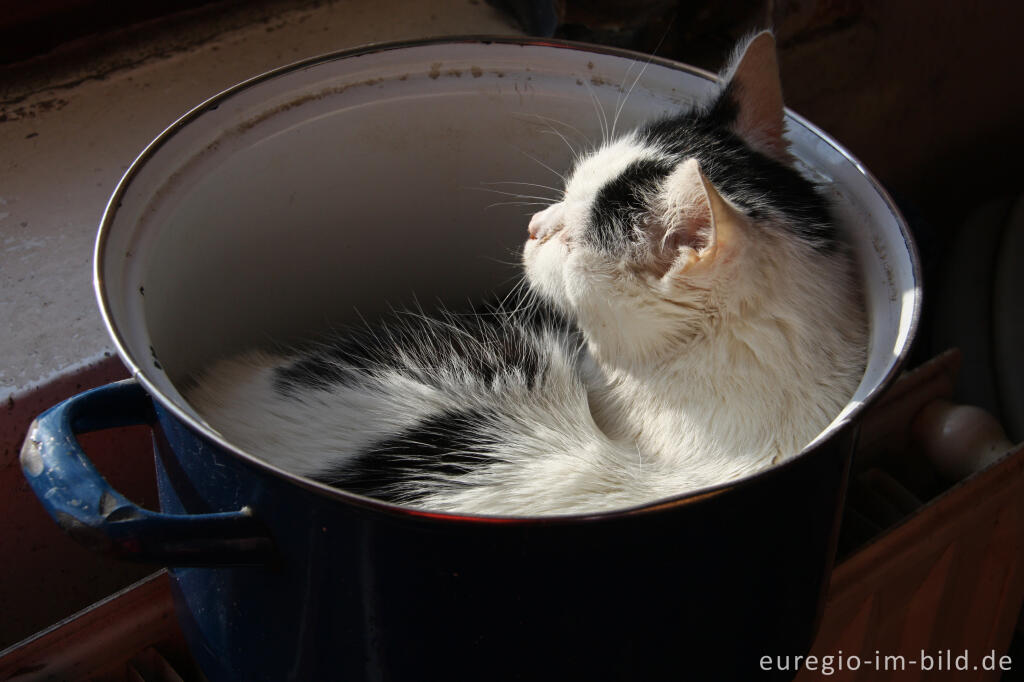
[185,303,601,504]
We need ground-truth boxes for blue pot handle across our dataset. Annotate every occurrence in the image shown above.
[20,379,276,566]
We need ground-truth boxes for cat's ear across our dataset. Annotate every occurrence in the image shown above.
[719,30,788,161]
[660,159,743,277]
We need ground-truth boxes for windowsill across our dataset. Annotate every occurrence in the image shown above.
[0,0,520,401]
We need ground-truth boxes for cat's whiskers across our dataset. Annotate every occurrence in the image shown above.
[483,201,552,211]
[482,180,564,195]
[496,276,527,310]
[512,114,582,162]
[610,21,670,139]
[511,288,540,318]
[510,286,543,320]
[515,148,568,184]
[470,185,560,212]
[512,112,595,155]
[611,55,654,140]
[496,277,537,317]
[611,60,641,140]
[484,253,529,269]
[470,187,559,202]
[538,127,582,163]
[583,79,610,146]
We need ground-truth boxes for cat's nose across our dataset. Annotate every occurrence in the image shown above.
[528,203,564,240]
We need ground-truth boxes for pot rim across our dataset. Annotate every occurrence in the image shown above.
[94,35,922,524]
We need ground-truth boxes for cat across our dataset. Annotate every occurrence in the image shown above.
[185,31,867,516]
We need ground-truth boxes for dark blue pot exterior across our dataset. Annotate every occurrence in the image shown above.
[150,393,853,682]
[21,379,852,680]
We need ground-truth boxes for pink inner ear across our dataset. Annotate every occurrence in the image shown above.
[656,158,714,259]
[662,203,712,253]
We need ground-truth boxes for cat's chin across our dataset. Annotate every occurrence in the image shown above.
[522,238,571,312]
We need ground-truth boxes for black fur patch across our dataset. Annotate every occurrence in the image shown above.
[273,300,572,397]
[646,88,836,249]
[273,351,356,393]
[585,84,837,251]
[312,408,497,502]
[588,158,673,251]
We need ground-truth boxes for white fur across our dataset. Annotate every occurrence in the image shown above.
[187,323,666,515]
[523,143,865,490]
[186,33,867,516]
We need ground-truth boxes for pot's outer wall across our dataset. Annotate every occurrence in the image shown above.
[154,402,854,681]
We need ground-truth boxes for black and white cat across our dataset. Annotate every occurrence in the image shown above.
[186,32,866,515]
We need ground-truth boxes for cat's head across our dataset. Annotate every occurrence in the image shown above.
[522,32,837,364]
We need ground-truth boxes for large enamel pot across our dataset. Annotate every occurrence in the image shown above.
[21,39,920,681]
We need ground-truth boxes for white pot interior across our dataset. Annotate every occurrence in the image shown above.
[97,40,920,450]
